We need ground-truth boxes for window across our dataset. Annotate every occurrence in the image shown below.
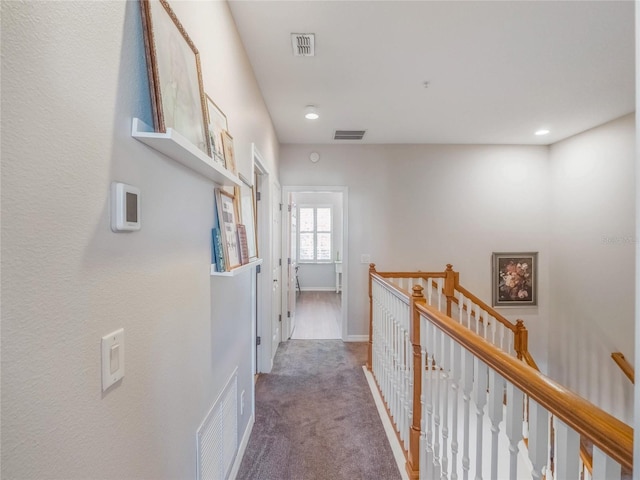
[298,206,332,262]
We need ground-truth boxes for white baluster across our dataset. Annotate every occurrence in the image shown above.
[592,446,621,480]
[474,304,481,335]
[528,400,549,480]
[461,350,474,480]
[473,358,488,480]
[427,278,433,305]
[497,323,505,352]
[450,342,462,480]
[466,298,473,329]
[487,371,504,480]
[479,310,486,340]
[420,314,428,479]
[433,327,442,478]
[425,320,436,479]
[458,292,465,325]
[437,278,444,312]
[554,418,580,480]
[440,331,452,479]
[405,326,412,447]
[505,382,524,480]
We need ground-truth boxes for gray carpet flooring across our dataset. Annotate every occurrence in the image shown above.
[237,340,402,480]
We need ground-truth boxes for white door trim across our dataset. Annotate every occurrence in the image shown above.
[253,144,276,373]
[281,185,349,341]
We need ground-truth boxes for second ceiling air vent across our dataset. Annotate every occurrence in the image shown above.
[291,34,315,57]
[334,130,366,140]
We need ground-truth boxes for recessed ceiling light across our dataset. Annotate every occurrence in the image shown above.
[304,105,319,120]
[535,129,550,136]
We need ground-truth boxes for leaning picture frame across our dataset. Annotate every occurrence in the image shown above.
[237,175,258,261]
[222,130,237,174]
[215,189,241,270]
[206,94,228,168]
[140,0,210,156]
[491,252,538,307]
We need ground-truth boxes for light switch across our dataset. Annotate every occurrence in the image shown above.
[110,345,120,374]
[360,254,371,264]
[102,328,124,391]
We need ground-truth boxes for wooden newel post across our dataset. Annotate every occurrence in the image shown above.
[407,284,425,479]
[515,319,528,361]
[444,263,458,317]
[367,263,376,371]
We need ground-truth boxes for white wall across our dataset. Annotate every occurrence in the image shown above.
[548,113,635,423]
[1,1,278,478]
[280,144,551,366]
[293,191,343,290]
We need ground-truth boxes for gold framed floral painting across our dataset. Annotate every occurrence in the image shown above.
[491,252,538,307]
[140,0,210,156]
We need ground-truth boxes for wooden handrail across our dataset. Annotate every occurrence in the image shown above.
[373,270,447,280]
[455,284,518,332]
[415,301,634,471]
[370,272,413,303]
[612,352,635,384]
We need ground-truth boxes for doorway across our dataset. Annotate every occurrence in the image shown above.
[254,145,282,374]
[282,186,348,341]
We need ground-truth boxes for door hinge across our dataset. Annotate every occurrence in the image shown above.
[256,264,261,274]
[278,314,282,322]
[287,311,291,318]
[288,257,291,265]
[256,192,261,201]
[288,204,292,212]
[279,203,283,211]
[256,336,261,346]
[279,258,282,266]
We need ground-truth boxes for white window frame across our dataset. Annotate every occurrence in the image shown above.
[297,204,332,264]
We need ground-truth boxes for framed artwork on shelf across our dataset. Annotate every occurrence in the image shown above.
[140,0,210,156]
[205,94,228,168]
[222,130,236,174]
[491,252,538,307]
[237,175,258,260]
[215,189,241,270]
[237,224,250,265]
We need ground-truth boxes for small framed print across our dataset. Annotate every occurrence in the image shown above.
[206,94,228,168]
[215,189,241,269]
[236,175,258,260]
[222,130,236,174]
[492,252,538,307]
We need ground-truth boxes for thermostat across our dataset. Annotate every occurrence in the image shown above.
[111,182,141,232]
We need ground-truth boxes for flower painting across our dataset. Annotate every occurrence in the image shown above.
[492,252,538,307]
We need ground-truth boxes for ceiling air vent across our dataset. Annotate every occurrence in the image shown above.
[291,33,315,57]
[334,130,366,140]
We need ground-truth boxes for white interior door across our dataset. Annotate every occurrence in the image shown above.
[271,183,282,353]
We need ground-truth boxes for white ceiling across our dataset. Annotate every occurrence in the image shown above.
[228,1,634,146]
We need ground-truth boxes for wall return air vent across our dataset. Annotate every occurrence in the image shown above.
[291,33,315,56]
[334,130,366,140]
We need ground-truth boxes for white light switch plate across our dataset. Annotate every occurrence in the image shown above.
[360,254,371,264]
[102,328,124,391]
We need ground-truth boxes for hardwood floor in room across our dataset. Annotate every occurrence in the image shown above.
[291,291,341,339]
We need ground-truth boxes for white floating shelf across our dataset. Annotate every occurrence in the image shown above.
[211,258,263,277]
[131,118,241,187]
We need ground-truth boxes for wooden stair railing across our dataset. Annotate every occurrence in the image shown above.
[368,263,633,479]
[416,298,633,473]
[612,352,635,384]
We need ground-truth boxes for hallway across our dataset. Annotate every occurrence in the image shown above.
[291,292,341,340]
[237,340,401,480]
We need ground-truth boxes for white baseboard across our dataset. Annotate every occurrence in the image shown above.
[229,414,255,480]
[299,287,338,292]
[345,335,369,342]
[362,367,409,480]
